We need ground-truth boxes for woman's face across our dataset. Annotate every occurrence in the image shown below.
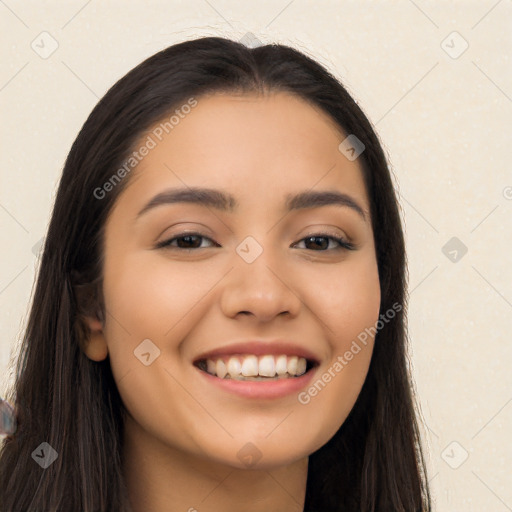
[86,91,380,469]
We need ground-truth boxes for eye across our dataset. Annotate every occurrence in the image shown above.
[155,232,218,250]
[155,231,355,252]
[293,233,355,252]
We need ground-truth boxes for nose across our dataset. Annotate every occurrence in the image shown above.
[219,245,302,323]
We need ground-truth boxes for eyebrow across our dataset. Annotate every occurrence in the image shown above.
[135,187,367,221]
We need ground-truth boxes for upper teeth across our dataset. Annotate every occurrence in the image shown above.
[204,354,308,379]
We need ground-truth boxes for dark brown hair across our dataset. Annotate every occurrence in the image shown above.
[0,36,431,511]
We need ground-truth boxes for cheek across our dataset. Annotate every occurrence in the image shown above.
[100,253,219,449]
[313,249,381,341]
[296,252,380,446]
[103,252,212,340]
[100,253,209,384]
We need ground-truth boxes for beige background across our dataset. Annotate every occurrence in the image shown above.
[1,1,511,510]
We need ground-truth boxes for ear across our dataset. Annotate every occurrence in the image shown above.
[72,275,109,362]
[81,314,109,362]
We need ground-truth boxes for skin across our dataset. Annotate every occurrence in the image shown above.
[83,91,381,512]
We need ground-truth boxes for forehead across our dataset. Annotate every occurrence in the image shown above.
[118,91,369,213]
[145,90,348,161]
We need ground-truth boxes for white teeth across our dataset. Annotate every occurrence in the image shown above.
[275,355,288,375]
[296,357,307,376]
[227,356,241,377]
[201,354,311,380]
[216,359,227,379]
[207,359,216,375]
[287,356,298,376]
[258,355,275,377]
[241,355,259,377]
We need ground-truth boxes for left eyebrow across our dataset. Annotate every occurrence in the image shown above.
[284,190,367,221]
[135,187,368,222]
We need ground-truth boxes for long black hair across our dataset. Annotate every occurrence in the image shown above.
[0,36,431,511]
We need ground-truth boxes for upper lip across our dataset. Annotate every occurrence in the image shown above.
[193,340,321,364]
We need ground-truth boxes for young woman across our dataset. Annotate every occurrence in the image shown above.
[0,36,431,511]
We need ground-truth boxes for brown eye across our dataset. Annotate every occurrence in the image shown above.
[156,233,218,250]
[294,233,354,252]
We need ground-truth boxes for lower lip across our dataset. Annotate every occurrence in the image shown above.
[195,366,318,399]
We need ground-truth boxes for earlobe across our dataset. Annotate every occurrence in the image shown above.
[81,316,109,362]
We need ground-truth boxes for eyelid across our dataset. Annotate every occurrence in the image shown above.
[299,227,350,242]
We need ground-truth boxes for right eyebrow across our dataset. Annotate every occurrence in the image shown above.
[136,187,237,220]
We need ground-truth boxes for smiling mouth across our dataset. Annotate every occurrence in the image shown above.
[194,354,318,381]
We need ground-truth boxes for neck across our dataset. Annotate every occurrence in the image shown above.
[122,414,308,512]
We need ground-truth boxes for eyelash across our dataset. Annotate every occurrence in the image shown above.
[155,231,355,252]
